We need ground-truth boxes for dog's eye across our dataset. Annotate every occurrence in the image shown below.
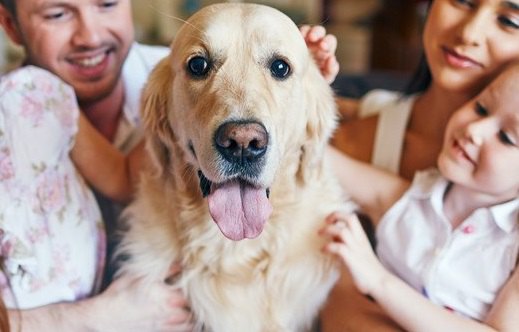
[187,56,210,77]
[270,59,290,80]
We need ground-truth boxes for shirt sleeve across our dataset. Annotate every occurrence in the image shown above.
[0,66,101,309]
[0,66,79,180]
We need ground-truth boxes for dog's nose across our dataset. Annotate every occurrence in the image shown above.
[215,121,268,164]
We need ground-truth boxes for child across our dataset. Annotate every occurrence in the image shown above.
[321,62,519,331]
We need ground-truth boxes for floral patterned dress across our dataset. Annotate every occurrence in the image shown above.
[0,66,105,309]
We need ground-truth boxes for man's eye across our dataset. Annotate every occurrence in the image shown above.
[475,103,488,117]
[100,0,118,9]
[43,9,66,20]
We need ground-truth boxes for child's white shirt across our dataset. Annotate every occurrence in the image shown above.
[377,168,519,319]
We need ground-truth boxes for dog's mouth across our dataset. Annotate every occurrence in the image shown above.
[198,171,272,241]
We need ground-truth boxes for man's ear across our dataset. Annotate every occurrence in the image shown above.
[0,4,22,45]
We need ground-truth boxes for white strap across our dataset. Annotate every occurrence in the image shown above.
[372,99,413,173]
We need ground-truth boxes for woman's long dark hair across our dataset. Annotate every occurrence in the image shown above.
[0,0,16,18]
[403,53,432,95]
[403,0,433,96]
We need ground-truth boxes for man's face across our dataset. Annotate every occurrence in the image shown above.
[10,0,134,104]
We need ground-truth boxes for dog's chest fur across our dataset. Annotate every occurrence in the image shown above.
[119,165,344,332]
[116,3,350,330]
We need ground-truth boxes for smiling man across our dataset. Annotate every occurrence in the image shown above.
[0,0,167,144]
[0,0,171,299]
[0,1,195,331]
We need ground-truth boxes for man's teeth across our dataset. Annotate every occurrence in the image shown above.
[76,53,105,67]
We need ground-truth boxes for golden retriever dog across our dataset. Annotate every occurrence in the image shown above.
[117,3,351,331]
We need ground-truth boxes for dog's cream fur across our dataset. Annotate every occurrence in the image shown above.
[117,3,350,332]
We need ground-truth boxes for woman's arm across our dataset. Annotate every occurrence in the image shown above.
[326,146,408,222]
[336,96,361,121]
[71,113,148,203]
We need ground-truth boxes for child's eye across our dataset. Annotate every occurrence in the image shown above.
[475,102,488,117]
[498,130,517,146]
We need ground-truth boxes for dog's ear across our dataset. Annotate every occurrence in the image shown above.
[141,56,176,176]
[297,63,338,182]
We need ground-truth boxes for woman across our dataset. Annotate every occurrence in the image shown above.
[321,0,519,330]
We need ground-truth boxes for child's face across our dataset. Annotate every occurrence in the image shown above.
[439,65,519,201]
[423,0,519,97]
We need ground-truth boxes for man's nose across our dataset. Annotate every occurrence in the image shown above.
[72,11,102,48]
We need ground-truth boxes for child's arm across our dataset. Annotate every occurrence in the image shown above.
[326,146,409,222]
[71,113,147,203]
[320,213,500,332]
[485,266,519,330]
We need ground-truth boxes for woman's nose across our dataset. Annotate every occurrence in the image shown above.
[456,10,488,47]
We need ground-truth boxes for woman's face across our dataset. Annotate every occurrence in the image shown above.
[424,0,519,96]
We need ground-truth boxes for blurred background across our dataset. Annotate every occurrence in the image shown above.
[0,0,428,77]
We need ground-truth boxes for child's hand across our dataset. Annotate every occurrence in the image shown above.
[300,25,339,84]
[319,212,387,296]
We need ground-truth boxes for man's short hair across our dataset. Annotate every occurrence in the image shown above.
[0,0,16,17]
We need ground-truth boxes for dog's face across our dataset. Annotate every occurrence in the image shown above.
[142,4,336,241]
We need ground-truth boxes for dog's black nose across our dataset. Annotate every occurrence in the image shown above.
[215,121,268,164]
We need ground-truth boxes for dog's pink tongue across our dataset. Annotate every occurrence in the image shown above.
[207,180,272,241]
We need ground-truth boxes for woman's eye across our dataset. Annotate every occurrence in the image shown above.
[498,15,519,30]
[453,0,475,9]
[270,59,291,80]
[475,103,488,117]
[100,0,118,9]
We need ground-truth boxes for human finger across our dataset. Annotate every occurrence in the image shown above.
[322,34,337,55]
[299,24,311,38]
[306,25,327,43]
[324,211,351,225]
[312,34,337,62]
[344,214,372,247]
[322,56,339,84]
